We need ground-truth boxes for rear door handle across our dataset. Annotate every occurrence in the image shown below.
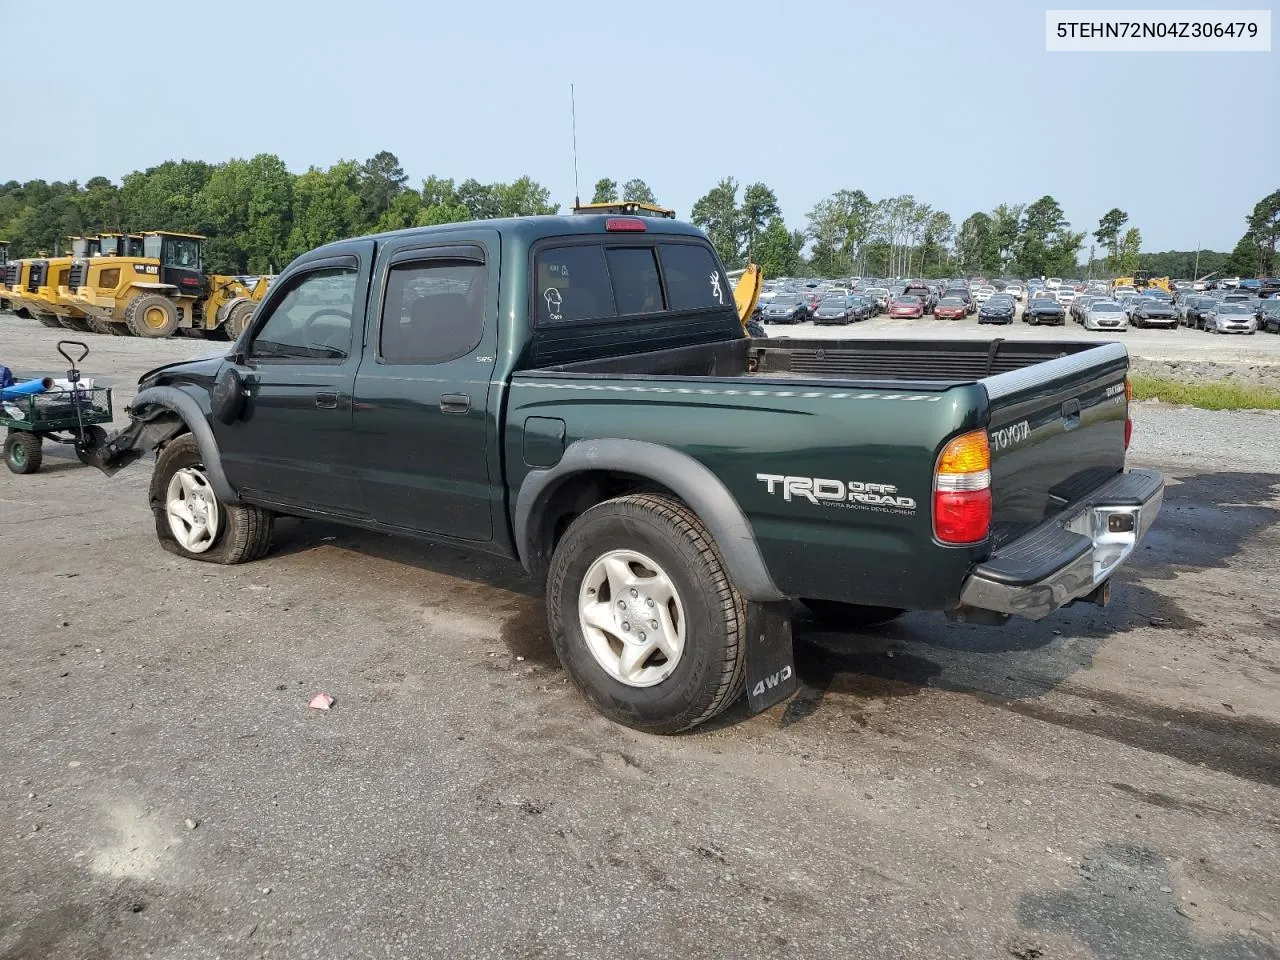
[440,393,471,415]
[316,391,339,409]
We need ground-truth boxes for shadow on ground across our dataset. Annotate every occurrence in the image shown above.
[1015,841,1278,960]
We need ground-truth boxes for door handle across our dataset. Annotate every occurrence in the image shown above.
[440,393,471,415]
[316,391,339,409]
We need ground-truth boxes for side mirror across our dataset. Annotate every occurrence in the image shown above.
[211,364,250,424]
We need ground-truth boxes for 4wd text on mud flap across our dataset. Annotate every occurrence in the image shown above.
[751,665,793,699]
[756,474,917,511]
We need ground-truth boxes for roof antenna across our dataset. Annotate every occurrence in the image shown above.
[570,83,581,210]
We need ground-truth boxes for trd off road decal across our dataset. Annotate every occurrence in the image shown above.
[756,474,917,516]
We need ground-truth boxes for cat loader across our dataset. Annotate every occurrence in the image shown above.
[2,257,53,325]
[70,231,269,338]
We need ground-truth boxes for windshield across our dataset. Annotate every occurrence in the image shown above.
[895,296,921,305]
[1092,301,1122,311]
[1031,298,1059,307]
[770,296,799,307]
[1219,304,1253,315]
[819,298,845,307]
[939,298,964,306]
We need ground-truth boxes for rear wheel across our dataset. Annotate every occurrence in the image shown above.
[546,494,747,734]
[4,431,42,474]
[149,434,274,564]
[125,294,180,338]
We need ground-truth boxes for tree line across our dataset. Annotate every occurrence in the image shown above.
[3,150,1273,282]
[0,151,558,274]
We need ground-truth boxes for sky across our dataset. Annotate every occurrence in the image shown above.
[1,0,1276,252]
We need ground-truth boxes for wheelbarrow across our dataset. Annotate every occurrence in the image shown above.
[1,340,114,474]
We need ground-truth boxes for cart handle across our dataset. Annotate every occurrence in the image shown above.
[57,340,90,367]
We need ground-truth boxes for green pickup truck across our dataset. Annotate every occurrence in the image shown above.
[98,214,1164,733]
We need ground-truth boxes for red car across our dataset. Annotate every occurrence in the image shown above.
[934,297,967,320]
[889,295,925,319]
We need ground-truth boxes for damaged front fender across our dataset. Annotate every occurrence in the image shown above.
[89,385,240,504]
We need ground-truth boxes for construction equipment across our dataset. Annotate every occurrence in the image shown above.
[70,231,270,338]
[1113,272,1172,295]
[571,201,677,219]
[3,258,57,326]
[27,238,109,333]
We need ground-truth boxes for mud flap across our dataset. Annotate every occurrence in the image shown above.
[744,601,798,713]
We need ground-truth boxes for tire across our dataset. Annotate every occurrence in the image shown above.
[224,299,256,339]
[801,599,905,629]
[36,313,63,329]
[125,294,180,338]
[149,434,274,564]
[74,425,109,465]
[57,315,93,332]
[4,431,42,474]
[107,320,133,336]
[85,317,114,336]
[545,493,748,734]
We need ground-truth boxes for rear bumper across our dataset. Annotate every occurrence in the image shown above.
[958,469,1164,620]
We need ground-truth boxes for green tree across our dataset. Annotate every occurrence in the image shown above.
[119,160,214,234]
[690,177,742,267]
[1117,227,1142,275]
[375,188,424,233]
[1224,232,1259,277]
[754,216,802,278]
[286,161,362,259]
[494,176,558,217]
[621,178,657,205]
[1246,189,1279,276]
[739,182,780,260]
[591,178,618,203]
[417,175,471,225]
[358,151,408,229]
[990,203,1023,272]
[456,179,501,220]
[1016,196,1081,277]
[956,212,995,275]
[1094,208,1128,271]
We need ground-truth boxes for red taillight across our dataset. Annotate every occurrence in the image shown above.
[180,277,200,287]
[933,429,992,544]
[605,217,646,232]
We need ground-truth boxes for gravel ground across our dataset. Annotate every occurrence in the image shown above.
[1,313,1278,959]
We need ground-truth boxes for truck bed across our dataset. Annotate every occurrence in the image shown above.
[538,336,1108,388]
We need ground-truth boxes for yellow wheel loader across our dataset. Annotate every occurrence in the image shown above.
[2,258,60,327]
[70,231,269,338]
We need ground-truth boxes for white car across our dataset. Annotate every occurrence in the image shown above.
[1045,277,1062,290]
[1084,300,1129,331]
[1057,288,1077,306]
[972,286,996,305]
[1005,283,1024,302]
[1206,302,1258,334]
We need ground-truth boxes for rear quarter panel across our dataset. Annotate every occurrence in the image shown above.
[506,375,992,609]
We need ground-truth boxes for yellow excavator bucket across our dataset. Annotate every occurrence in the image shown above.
[730,263,762,327]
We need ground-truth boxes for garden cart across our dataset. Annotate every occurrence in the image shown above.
[1,340,113,474]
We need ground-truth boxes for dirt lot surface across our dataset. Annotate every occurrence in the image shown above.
[1,317,1278,959]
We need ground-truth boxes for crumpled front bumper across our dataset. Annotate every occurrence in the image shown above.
[959,469,1165,621]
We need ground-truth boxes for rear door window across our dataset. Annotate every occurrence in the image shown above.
[658,243,730,312]
[535,245,616,324]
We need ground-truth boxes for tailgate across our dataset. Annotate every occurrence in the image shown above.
[982,342,1129,547]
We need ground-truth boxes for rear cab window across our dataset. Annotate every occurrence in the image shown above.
[533,238,734,326]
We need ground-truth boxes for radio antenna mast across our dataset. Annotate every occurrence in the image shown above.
[570,83,581,209]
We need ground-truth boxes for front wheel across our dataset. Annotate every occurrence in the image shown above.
[4,431,42,474]
[546,494,747,734]
[149,434,273,564]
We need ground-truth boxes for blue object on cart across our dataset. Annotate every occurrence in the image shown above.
[0,366,13,389]
[0,378,53,401]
